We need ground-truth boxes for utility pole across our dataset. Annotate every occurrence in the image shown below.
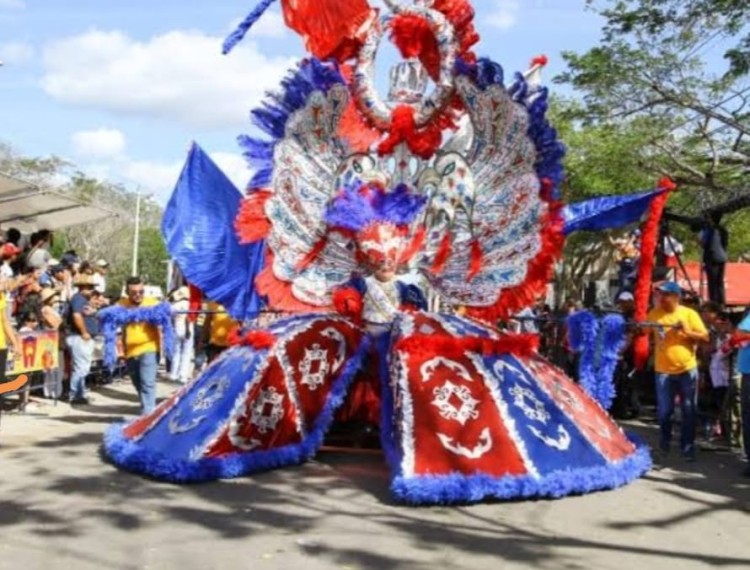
[132,186,142,276]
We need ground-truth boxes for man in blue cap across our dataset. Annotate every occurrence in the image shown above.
[647,281,709,461]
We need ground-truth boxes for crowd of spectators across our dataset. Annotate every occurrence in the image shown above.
[0,228,111,408]
[0,226,239,422]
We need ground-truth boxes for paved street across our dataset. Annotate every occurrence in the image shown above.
[1,380,748,570]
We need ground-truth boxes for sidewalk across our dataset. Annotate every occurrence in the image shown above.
[0,380,749,570]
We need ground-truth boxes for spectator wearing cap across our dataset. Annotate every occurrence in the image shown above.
[93,260,109,294]
[616,291,635,318]
[120,276,161,414]
[66,273,100,405]
[61,251,81,274]
[612,291,639,419]
[646,282,709,461]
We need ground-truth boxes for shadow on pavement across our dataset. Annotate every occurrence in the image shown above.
[1,392,749,570]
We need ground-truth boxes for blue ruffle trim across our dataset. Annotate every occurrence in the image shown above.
[567,310,626,410]
[98,303,175,369]
[390,439,652,505]
[102,335,371,482]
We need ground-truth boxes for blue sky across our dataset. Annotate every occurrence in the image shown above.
[0,0,607,202]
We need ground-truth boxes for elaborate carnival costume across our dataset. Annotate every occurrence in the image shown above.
[104,0,655,504]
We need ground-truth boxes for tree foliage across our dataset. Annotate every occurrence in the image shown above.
[591,0,750,77]
[559,0,749,199]
[556,0,750,271]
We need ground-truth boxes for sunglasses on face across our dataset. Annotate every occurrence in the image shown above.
[129,289,145,296]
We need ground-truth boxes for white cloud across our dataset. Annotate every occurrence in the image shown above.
[119,151,249,199]
[71,128,127,158]
[73,131,250,204]
[0,41,34,63]
[248,10,287,38]
[41,29,294,130]
[487,0,520,30]
[0,0,25,10]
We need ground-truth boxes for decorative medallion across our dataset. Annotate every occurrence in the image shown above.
[299,344,331,391]
[509,385,550,424]
[432,381,480,425]
[250,388,285,434]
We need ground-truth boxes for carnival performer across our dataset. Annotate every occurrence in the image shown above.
[103,0,655,504]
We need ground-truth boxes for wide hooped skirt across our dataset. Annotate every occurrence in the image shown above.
[103,312,650,505]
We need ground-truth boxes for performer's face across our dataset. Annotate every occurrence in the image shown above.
[357,223,403,276]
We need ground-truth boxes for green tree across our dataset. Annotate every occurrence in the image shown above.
[557,0,750,260]
[550,99,663,301]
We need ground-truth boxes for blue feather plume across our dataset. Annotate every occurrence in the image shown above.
[325,182,427,232]
[98,303,175,370]
[222,0,280,55]
[238,58,346,190]
[567,310,628,410]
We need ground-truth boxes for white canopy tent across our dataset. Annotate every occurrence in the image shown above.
[0,172,117,233]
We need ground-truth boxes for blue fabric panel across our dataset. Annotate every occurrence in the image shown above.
[563,188,667,235]
[134,347,264,460]
[482,354,607,474]
[391,442,651,505]
[162,143,265,320]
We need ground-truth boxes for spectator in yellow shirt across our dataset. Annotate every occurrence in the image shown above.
[647,281,709,461]
[120,276,160,414]
[204,302,238,363]
[0,289,21,390]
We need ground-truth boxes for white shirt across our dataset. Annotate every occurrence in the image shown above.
[664,236,683,257]
[93,273,106,294]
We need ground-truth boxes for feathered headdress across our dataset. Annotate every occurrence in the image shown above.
[325,182,427,233]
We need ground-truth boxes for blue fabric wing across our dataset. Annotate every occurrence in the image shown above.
[563,188,667,235]
[162,143,265,321]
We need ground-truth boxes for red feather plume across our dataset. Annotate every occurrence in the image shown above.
[396,333,539,363]
[467,238,483,281]
[332,286,364,323]
[431,232,453,275]
[229,329,277,350]
[235,190,272,244]
[633,177,678,370]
